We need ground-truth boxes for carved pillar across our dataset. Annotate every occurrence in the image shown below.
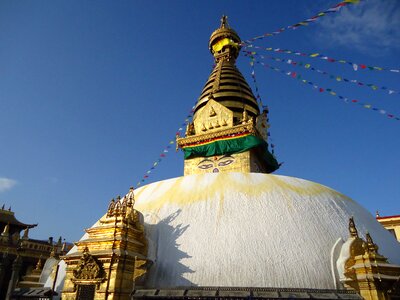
[5,255,22,300]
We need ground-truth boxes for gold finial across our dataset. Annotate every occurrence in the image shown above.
[127,187,135,207]
[349,217,358,238]
[220,15,228,28]
[242,109,248,124]
[107,198,115,216]
[35,257,43,271]
[365,232,378,254]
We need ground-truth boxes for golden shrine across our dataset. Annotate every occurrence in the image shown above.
[61,188,151,299]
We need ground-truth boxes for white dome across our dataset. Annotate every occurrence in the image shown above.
[133,172,400,289]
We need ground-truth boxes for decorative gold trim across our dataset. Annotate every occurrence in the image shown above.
[177,122,258,147]
[71,247,106,288]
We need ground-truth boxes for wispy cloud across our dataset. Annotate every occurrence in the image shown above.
[317,0,400,55]
[0,178,17,192]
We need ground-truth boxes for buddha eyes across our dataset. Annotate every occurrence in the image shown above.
[218,159,234,166]
[198,156,234,170]
[198,163,213,169]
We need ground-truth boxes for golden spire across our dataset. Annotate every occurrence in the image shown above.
[177,17,279,176]
[194,16,259,121]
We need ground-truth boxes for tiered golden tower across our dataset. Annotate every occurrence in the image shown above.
[61,188,151,300]
[177,16,279,176]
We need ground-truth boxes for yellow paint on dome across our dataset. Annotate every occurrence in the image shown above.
[134,173,351,212]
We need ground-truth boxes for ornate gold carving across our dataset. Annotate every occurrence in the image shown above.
[209,106,217,117]
[242,109,248,124]
[192,99,234,135]
[177,122,257,148]
[72,247,105,282]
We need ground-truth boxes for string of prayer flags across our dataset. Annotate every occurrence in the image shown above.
[249,55,264,108]
[244,45,400,74]
[248,54,278,156]
[245,54,400,122]
[244,0,360,44]
[136,105,196,188]
[245,50,398,95]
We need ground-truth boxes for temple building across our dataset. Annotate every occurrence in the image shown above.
[0,205,70,299]
[41,17,400,299]
[376,212,400,242]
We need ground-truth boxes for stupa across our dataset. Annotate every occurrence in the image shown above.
[45,17,400,300]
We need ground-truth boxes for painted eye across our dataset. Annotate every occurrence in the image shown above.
[218,159,234,167]
[198,163,213,169]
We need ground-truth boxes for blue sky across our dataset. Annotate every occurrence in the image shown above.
[0,0,399,242]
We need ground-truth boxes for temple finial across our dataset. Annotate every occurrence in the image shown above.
[349,217,358,238]
[365,232,378,254]
[220,15,228,28]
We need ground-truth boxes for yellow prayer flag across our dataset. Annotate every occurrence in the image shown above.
[310,53,319,57]
[336,77,341,81]
[364,105,371,109]
[344,0,360,3]
[305,64,311,68]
